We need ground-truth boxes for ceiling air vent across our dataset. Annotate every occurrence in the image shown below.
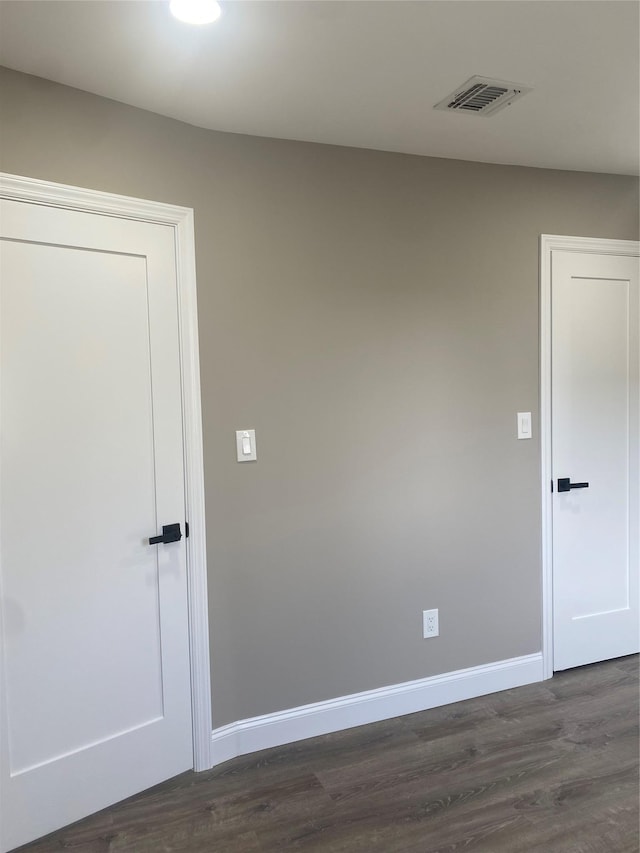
[434,76,532,117]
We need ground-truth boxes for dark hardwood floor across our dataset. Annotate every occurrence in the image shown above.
[15,656,639,853]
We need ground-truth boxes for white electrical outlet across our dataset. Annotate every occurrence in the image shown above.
[423,609,439,639]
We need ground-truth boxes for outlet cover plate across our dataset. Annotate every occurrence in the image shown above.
[423,608,439,638]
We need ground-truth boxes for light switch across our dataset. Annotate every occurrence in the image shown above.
[517,412,532,440]
[236,429,257,461]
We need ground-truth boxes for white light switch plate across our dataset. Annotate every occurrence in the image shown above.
[517,412,532,440]
[236,429,257,461]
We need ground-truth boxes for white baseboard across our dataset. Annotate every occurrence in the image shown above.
[209,652,543,768]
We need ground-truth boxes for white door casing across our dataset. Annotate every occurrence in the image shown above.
[0,175,211,852]
[541,235,640,677]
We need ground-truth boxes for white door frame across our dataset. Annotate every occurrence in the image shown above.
[0,173,212,771]
[540,234,640,680]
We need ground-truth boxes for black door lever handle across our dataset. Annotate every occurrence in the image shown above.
[557,478,589,493]
[149,523,182,545]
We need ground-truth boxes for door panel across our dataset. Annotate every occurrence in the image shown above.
[0,201,192,851]
[3,243,164,775]
[552,249,639,671]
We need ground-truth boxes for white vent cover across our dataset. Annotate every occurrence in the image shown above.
[434,76,532,117]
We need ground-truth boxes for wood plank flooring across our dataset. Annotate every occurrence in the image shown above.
[14,656,639,853]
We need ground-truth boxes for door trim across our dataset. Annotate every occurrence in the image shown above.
[0,173,212,771]
[539,234,640,680]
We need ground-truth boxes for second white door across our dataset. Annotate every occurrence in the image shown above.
[551,244,639,671]
[0,196,193,851]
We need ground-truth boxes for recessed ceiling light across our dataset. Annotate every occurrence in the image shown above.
[170,0,222,25]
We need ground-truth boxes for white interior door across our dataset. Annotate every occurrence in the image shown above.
[0,199,193,851]
[551,247,639,671]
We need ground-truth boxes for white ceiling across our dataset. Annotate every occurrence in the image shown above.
[0,0,638,175]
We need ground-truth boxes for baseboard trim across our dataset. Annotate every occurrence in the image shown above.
[210,652,543,768]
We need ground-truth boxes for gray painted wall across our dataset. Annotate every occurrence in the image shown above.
[1,67,638,728]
